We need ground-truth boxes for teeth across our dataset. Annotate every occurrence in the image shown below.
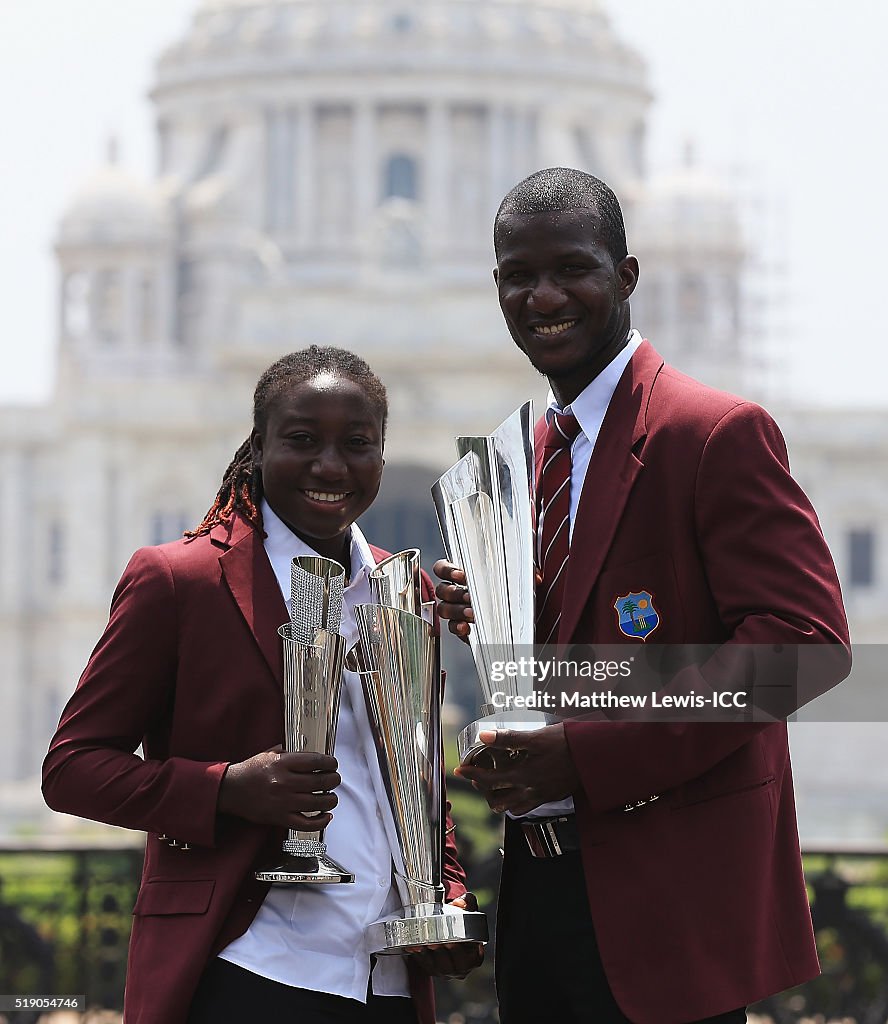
[305,491,349,503]
[534,320,577,336]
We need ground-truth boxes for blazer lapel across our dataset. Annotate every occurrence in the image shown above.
[216,516,288,692]
[558,341,664,643]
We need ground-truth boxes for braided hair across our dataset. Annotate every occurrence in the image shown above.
[186,346,387,539]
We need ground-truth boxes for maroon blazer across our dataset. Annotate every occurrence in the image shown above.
[519,341,850,1023]
[42,514,468,1024]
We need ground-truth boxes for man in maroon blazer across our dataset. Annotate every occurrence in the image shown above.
[436,168,850,1024]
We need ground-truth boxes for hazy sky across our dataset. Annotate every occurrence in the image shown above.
[1,0,885,406]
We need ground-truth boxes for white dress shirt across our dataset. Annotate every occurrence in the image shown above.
[553,329,643,543]
[219,501,410,1001]
[523,329,643,819]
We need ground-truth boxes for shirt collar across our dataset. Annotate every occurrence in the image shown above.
[545,329,643,436]
[261,499,377,584]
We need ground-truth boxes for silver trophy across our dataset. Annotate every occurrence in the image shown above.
[352,550,488,953]
[255,556,354,884]
[432,403,559,766]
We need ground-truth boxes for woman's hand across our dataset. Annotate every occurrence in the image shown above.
[217,749,340,831]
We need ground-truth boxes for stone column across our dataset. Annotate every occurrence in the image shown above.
[353,101,376,238]
[264,107,279,232]
[487,103,508,223]
[426,101,450,256]
[123,266,139,352]
[0,446,32,773]
[296,102,316,248]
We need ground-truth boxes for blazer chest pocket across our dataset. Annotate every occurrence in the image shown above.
[594,552,683,642]
[133,878,215,916]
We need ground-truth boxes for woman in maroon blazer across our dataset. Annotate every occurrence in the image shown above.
[43,346,480,1024]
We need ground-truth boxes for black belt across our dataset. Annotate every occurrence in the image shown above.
[520,815,580,858]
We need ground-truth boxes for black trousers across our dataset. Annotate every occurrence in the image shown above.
[496,821,747,1024]
[188,957,418,1024]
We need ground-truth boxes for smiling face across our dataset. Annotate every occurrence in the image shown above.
[494,209,639,407]
[251,375,384,561]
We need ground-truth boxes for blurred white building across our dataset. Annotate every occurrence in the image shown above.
[1,0,884,833]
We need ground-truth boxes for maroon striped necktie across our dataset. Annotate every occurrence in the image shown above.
[536,410,583,646]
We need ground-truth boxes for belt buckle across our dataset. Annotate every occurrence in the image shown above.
[523,817,566,858]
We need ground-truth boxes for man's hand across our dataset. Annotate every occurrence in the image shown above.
[218,749,340,831]
[455,725,579,815]
[432,559,474,641]
[433,559,542,642]
[403,893,485,978]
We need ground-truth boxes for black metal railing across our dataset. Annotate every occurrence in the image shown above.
[754,841,888,1024]
[1,835,886,1023]
[0,836,142,1020]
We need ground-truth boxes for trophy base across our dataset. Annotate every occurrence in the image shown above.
[255,853,355,884]
[458,711,561,767]
[366,903,488,954]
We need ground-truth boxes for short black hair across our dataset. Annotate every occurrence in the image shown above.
[494,167,628,264]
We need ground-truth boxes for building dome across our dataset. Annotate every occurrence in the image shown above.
[58,159,168,246]
[143,0,652,309]
[632,155,743,254]
[154,0,642,93]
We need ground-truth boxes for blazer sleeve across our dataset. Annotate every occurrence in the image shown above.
[42,546,228,847]
[564,401,851,811]
[693,401,849,648]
